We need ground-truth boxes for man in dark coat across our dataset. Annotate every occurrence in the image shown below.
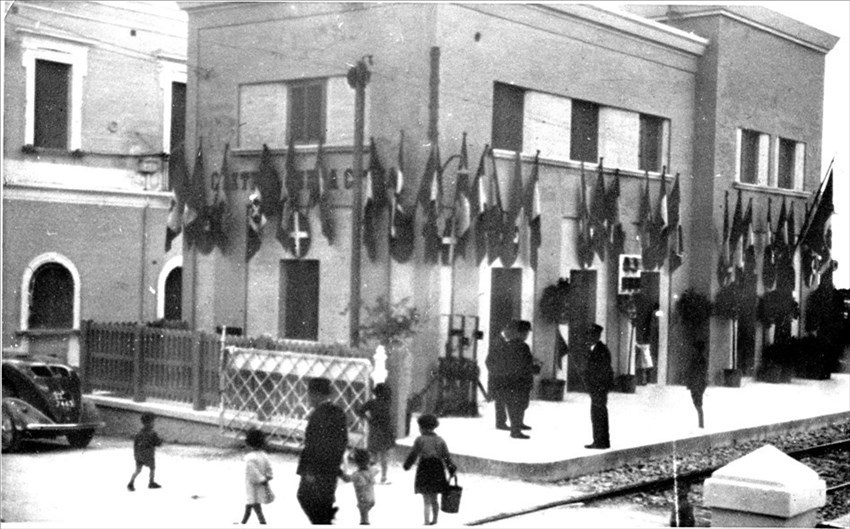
[486,323,512,431]
[584,324,613,449]
[296,377,349,524]
[488,320,536,439]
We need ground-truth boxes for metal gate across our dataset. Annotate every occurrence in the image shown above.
[219,345,372,449]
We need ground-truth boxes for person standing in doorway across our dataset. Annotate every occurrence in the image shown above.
[501,320,536,439]
[584,324,613,449]
[296,377,349,525]
[486,322,512,431]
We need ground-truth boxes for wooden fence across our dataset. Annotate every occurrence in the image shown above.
[78,320,370,411]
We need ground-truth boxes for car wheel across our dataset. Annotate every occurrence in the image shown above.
[67,429,95,449]
[1,405,22,453]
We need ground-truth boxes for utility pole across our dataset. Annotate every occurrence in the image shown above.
[347,56,371,347]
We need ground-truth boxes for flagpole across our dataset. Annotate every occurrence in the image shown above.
[347,56,371,347]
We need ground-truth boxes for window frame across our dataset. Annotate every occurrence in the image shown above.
[492,81,526,152]
[570,98,599,164]
[159,61,187,155]
[287,78,326,145]
[775,136,805,191]
[20,252,81,331]
[735,128,769,185]
[638,113,665,172]
[20,33,88,151]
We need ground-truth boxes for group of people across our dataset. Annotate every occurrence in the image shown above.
[127,378,457,526]
[486,318,710,449]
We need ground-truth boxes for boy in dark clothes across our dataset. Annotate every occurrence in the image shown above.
[296,377,349,524]
[127,412,163,491]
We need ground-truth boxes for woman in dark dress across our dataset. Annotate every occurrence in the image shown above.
[403,414,456,525]
[358,382,396,483]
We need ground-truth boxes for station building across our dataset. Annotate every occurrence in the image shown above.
[2,1,188,364]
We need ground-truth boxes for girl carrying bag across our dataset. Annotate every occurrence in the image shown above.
[441,474,463,513]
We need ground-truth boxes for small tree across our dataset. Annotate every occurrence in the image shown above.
[355,296,421,348]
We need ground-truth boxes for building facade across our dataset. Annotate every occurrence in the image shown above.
[2,1,188,364]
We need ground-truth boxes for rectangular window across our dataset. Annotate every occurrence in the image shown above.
[739,129,760,184]
[639,114,664,172]
[34,59,70,149]
[570,99,599,163]
[279,259,319,340]
[777,138,796,189]
[288,80,325,144]
[491,82,525,151]
[170,81,186,156]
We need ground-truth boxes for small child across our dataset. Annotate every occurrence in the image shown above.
[240,429,274,525]
[357,383,396,484]
[403,414,456,526]
[127,411,163,491]
[342,448,379,525]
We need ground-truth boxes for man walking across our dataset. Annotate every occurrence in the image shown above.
[296,377,349,524]
[584,324,613,449]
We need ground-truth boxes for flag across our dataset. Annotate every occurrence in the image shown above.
[500,150,523,267]
[255,144,282,219]
[283,209,311,258]
[188,143,214,255]
[210,143,234,252]
[800,165,834,286]
[589,162,607,262]
[669,224,684,273]
[717,190,733,287]
[276,137,298,250]
[471,144,490,264]
[165,146,187,252]
[775,199,796,291]
[314,139,335,244]
[652,169,669,267]
[246,188,266,262]
[774,198,789,257]
[577,162,594,269]
[787,201,796,252]
[486,146,504,265]
[743,198,756,277]
[440,217,456,265]
[665,173,681,268]
[452,133,472,262]
[730,188,744,275]
[389,131,414,263]
[638,170,654,270]
[524,150,541,270]
[418,141,443,263]
[606,168,624,257]
[363,137,385,261]
[762,198,776,290]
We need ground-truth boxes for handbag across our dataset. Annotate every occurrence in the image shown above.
[440,474,463,513]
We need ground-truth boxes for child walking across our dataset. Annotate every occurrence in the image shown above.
[127,412,163,491]
[342,448,379,525]
[240,429,274,525]
[402,414,456,525]
[357,382,396,484]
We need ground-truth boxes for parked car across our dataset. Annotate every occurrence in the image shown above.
[2,352,104,452]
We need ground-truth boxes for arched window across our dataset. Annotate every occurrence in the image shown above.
[164,267,182,321]
[28,262,74,329]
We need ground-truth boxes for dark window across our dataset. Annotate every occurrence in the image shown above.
[34,60,70,149]
[170,82,186,155]
[491,82,525,151]
[639,114,664,172]
[164,267,182,321]
[570,99,598,163]
[777,138,796,189]
[28,263,73,329]
[288,81,325,143]
[739,129,760,184]
[279,260,319,340]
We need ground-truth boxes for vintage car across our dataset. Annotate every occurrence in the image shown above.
[2,352,104,452]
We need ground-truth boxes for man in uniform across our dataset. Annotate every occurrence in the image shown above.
[584,324,613,449]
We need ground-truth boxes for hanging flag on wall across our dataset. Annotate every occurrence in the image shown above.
[471,144,490,264]
[762,197,776,290]
[638,170,654,270]
[255,144,282,219]
[730,188,745,276]
[418,141,443,263]
[389,131,415,263]
[743,197,757,277]
[500,149,523,267]
[577,162,594,269]
[276,138,297,250]
[363,137,385,261]
[452,133,472,262]
[210,143,233,252]
[524,150,541,270]
[246,187,266,262]
[606,168,624,257]
[486,147,504,265]
[717,190,733,287]
[314,139,335,245]
[165,146,187,252]
[800,164,834,287]
[284,209,311,258]
[589,160,607,262]
[666,173,681,272]
[652,168,669,268]
[189,143,215,255]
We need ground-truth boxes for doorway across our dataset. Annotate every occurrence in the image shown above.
[279,260,319,340]
[488,268,522,352]
[566,269,596,393]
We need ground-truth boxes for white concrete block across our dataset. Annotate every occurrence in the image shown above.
[703,444,826,527]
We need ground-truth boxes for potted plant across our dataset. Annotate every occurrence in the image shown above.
[677,288,713,385]
[537,278,571,401]
[615,293,641,393]
[713,282,743,387]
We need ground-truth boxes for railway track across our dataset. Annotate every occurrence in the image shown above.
[467,439,850,526]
